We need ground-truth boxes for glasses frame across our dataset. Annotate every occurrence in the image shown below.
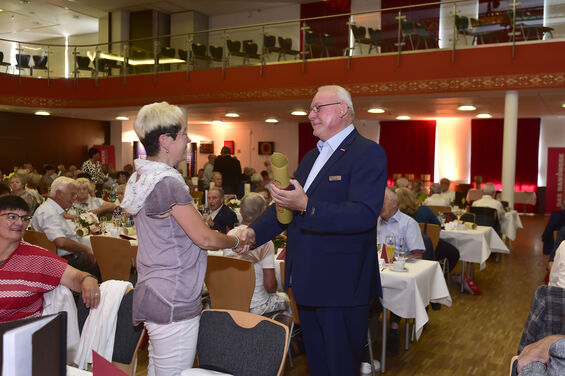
[0,212,33,223]
[309,102,342,114]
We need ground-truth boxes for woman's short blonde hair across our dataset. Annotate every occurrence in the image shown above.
[134,102,185,140]
[76,177,94,196]
[396,187,419,215]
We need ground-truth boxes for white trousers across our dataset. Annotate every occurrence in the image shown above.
[146,316,200,376]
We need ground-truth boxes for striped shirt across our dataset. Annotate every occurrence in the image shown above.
[0,242,67,322]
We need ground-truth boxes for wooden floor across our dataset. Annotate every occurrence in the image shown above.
[136,214,549,375]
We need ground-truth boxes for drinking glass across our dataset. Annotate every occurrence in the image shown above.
[385,235,395,262]
[398,238,406,262]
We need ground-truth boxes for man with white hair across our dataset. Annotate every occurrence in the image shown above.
[439,177,455,205]
[471,182,505,220]
[32,177,98,275]
[423,183,451,207]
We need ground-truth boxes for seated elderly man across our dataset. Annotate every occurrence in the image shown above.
[377,188,425,356]
[71,178,116,216]
[202,187,238,234]
[223,193,292,326]
[423,183,451,207]
[439,177,455,205]
[32,177,99,276]
[0,195,100,322]
[471,182,505,221]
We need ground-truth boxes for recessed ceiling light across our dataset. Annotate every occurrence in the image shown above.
[211,120,223,125]
[0,9,4,13]
[115,116,129,120]
[561,103,565,108]
[458,105,477,111]
[291,110,307,116]
[225,112,239,118]
[368,108,385,114]
[476,113,492,119]
[396,115,410,120]
[265,118,278,124]
[35,111,50,116]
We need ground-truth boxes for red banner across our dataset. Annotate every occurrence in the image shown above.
[546,147,565,213]
[94,145,116,169]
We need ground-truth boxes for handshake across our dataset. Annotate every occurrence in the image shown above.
[232,228,257,254]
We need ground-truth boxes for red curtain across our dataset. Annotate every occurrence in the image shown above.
[379,120,436,182]
[300,1,351,57]
[470,118,540,190]
[298,122,318,164]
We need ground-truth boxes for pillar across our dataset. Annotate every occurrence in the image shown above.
[501,90,519,206]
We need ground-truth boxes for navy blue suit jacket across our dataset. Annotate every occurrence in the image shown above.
[542,210,565,254]
[212,204,238,234]
[251,129,387,307]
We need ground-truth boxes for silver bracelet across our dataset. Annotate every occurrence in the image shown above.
[231,234,240,249]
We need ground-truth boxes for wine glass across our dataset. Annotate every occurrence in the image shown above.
[452,205,464,223]
[398,238,406,262]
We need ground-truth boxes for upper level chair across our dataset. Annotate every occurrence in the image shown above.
[242,40,260,64]
[191,43,210,65]
[15,54,31,74]
[226,39,246,65]
[90,235,136,282]
[277,37,300,60]
[184,309,289,376]
[208,45,224,63]
[368,28,383,53]
[262,34,280,55]
[205,255,255,311]
[351,24,376,54]
[75,55,94,76]
[160,46,176,59]
[77,288,145,376]
[0,51,10,72]
[32,55,48,76]
[305,30,322,58]
[455,15,472,45]
[24,230,57,254]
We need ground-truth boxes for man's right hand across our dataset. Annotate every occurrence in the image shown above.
[234,228,256,254]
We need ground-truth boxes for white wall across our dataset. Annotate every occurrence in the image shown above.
[434,117,472,184]
[538,116,565,186]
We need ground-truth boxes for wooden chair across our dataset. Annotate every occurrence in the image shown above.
[279,261,301,368]
[460,212,476,223]
[77,288,145,376]
[90,236,136,282]
[187,309,289,376]
[204,255,255,311]
[418,223,440,251]
[24,230,57,254]
[426,205,451,216]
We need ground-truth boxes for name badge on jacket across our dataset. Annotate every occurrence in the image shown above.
[329,175,342,181]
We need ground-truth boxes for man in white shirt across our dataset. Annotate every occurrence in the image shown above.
[377,188,424,356]
[439,178,455,205]
[423,183,451,207]
[471,182,505,221]
[32,177,98,276]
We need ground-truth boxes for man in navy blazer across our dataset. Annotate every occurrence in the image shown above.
[242,85,387,375]
[203,187,238,234]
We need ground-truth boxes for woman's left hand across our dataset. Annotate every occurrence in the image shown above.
[81,277,101,309]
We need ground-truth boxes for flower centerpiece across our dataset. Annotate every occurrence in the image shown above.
[76,212,101,236]
[272,234,287,249]
[226,199,241,210]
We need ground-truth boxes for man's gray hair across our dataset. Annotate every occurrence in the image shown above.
[134,101,185,140]
[482,182,496,196]
[50,177,78,197]
[385,187,399,204]
[240,192,266,223]
[396,177,409,189]
[317,85,355,118]
[429,183,442,194]
[209,186,224,198]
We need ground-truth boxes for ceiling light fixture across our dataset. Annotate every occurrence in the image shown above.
[224,112,240,118]
[115,116,129,121]
[265,118,279,124]
[561,103,565,108]
[211,120,223,125]
[368,108,385,114]
[457,105,477,111]
[35,111,50,116]
[396,115,411,120]
[291,110,307,116]
[476,113,492,119]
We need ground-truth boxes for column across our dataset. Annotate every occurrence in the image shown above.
[501,90,518,206]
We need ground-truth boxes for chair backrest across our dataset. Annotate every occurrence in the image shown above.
[0,51,4,62]
[178,48,188,61]
[24,230,57,254]
[205,255,255,311]
[460,212,476,223]
[160,46,176,58]
[263,34,276,48]
[131,49,146,60]
[16,54,31,67]
[418,222,440,250]
[321,33,334,46]
[191,43,207,57]
[455,15,469,30]
[278,37,291,51]
[427,205,451,216]
[32,55,48,68]
[305,30,319,44]
[469,206,497,227]
[227,39,241,53]
[368,28,381,42]
[196,309,289,376]
[77,288,145,376]
[209,45,223,60]
[76,56,91,69]
[279,261,300,326]
[351,25,366,40]
[243,41,258,55]
[90,236,136,282]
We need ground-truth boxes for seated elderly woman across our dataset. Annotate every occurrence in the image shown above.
[72,177,116,216]
[9,173,37,212]
[223,192,292,325]
[0,195,100,322]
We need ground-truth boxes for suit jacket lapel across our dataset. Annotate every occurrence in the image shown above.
[296,149,319,186]
[305,129,358,195]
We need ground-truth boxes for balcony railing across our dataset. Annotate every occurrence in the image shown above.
[0,0,561,83]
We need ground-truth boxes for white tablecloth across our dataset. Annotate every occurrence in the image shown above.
[500,210,523,241]
[380,259,451,340]
[440,225,509,270]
